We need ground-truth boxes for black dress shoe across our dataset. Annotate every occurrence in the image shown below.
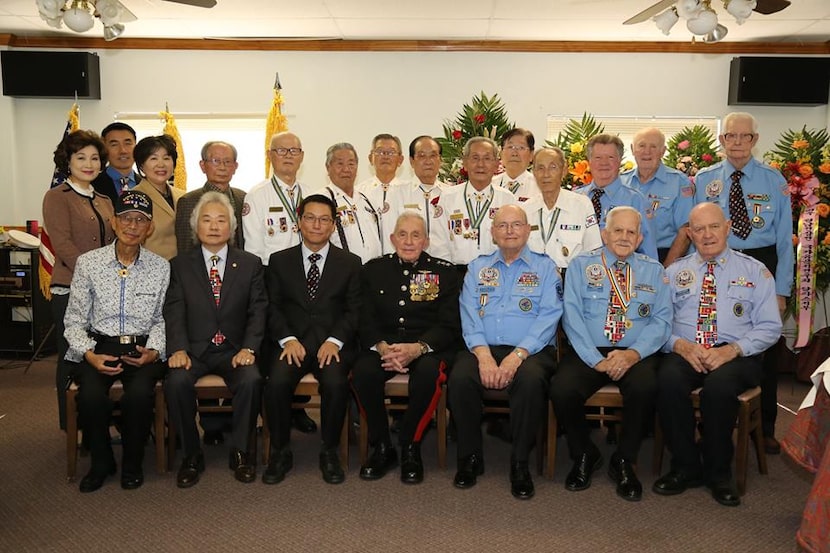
[202,430,224,446]
[652,469,704,496]
[607,453,642,502]
[262,449,293,485]
[177,451,205,489]
[709,481,741,507]
[453,453,485,489]
[320,449,345,484]
[565,450,603,492]
[120,471,144,490]
[400,443,424,484]
[292,409,318,434]
[229,449,256,483]
[510,461,534,500]
[360,442,398,481]
[79,462,117,493]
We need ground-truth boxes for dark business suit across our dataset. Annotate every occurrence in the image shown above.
[264,244,362,452]
[175,183,246,253]
[164,245,267,457]
[92,168,136,207]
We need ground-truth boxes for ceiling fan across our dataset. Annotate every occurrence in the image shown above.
[623,0,791,25]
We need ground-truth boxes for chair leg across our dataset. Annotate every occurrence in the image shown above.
[544,401,556,479]
[751,401,768,475]
[261,398,270,466]
[359,411,369,465]
[339,409,349,471]
[154,384,166,474]
[437,388,447,469]
[66,387,78,481]
[735,400,751,496]
[167,416,177,472]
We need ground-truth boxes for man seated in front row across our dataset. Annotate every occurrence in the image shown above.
[263,194,362,485]
[450,205,562,500]
[551,206,671,502]
[164,191,267,488]
[654,203,782,507]
[351,212,461,484]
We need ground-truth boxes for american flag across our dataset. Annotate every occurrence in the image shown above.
[39,103,80,299]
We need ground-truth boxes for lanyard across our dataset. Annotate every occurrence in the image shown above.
[270,177,301,225]
[464,183,494,230]
[601,251,632,311]
[539,207,561,245]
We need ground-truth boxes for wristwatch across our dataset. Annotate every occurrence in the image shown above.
[514,348,527,361]
[418,341,430,356]
[244,348,256,356]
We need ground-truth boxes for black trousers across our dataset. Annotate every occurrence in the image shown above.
[74,346,166,475]
[264,341,350,452]
[164,344,262,457]
[51,292,71,430]
[550,349,658,463]
[657,352,761,484]
[351,349,448,447]
[448,345,556,463]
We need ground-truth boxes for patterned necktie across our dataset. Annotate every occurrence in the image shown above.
[307,253,322,300]
[696,260,718,347]
[604,260,628,344]
[209,255,222,305]
[118,176,130,195]
[729,170,751,240]
[591,188,604,221]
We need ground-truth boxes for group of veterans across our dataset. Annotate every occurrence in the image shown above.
[45,110,788,508]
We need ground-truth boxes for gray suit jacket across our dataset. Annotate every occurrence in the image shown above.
[174,183,246,253]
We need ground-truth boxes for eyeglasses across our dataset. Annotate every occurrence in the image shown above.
[270,147,303,157]
[493,222,526,232]
[373,149,400,158]
[204,158,236,167]
[118,214,150,226]
[504,145,530,152]
[467,156,496,164]
[301,214,334,225]
[414,152,440,161]
[722,132,756,143]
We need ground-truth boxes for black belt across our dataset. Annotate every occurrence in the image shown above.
[90,333,148,345]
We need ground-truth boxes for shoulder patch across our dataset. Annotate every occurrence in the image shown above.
[680,183,695,197]
[241,202,251,216]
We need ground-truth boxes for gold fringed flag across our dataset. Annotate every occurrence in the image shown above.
[160,106,187,190]
[264,73,288,178]
[40,103,80,300]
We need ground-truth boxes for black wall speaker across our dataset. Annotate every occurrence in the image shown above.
[728,56,830,106]
[1,50,101,99]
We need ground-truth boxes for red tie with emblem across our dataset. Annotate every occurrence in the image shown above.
[209,255,225,345]
[696,260,718,347]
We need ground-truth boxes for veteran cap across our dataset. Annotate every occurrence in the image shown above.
[115,190,153,220]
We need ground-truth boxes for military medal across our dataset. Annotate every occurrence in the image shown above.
[479,293,488,317]
[751,204,765,229]
[410,272,440,301]
[279,217,288,233]
[562,246,569,258]
[267,226,275,237]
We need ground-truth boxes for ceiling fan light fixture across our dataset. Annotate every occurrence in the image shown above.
[653,8,680,35]
[103,23,125,41]
[724,0,756,24]
[62,3,95,33]
[95,0,124,26]
[676,0,703,19]
[35,0,63,19]
[686,8,719,35]
[702,23,729,42]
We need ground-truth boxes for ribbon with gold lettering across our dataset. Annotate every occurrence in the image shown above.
[794,205,819,348]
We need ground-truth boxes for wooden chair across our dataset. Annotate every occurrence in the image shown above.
[261,373,349,470]
[66,380,166,481]
[357,374,448,468]
[166,374,259,470]
[652,386,767,496]
[545,384,625,479]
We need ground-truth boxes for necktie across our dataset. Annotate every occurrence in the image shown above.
[604,260,628,344]
[307,253,322,300]
[118,176,130,196]
[209,255,225,345]
[729,170,751,240]
[696,260,718,348]
[591,188,604,221]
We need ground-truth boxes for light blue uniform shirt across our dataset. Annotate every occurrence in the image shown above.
[576,177,659,260]
[461,245,563,355]
[664,248,782,357]
[621,164,695,250]
[564,247,671,368]
[694,157,793,297]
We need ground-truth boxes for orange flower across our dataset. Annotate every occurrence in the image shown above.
[818,203,830,218]
[792,234,799,246]
[569,160,592,185]
[769,160,780,170]
[792,139,809,149]
[799,164,814,177]
[824,233,830,246]
[819,162,830,174]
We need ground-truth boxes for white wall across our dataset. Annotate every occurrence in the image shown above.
[2,48,828,225]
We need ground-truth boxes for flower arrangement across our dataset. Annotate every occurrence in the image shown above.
[436,91,515,185]
[663,125,720,184]
[764,127,830,342]
[546,113,605,190]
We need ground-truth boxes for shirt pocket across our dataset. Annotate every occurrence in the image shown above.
[581,284,608,318]
[726,285,754,316]
[629,289,657,322]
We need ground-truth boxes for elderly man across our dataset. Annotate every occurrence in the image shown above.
[165,192,266,488]
[576,134,658,260]
[551,206,671,501]
[491,128,540,203]
[323,142,383,264]
[64,190,169,492]
[450,205,562,499]
[526,146,602,270]
[621,127,694,266]
[694,112,792,455]
[351,212,461,484]
[654,203,782,506]
[264,194,362,485]
[357,134,406,253]
[91,122,139,205]
[175,141,246,253]
[431,137,516,270]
